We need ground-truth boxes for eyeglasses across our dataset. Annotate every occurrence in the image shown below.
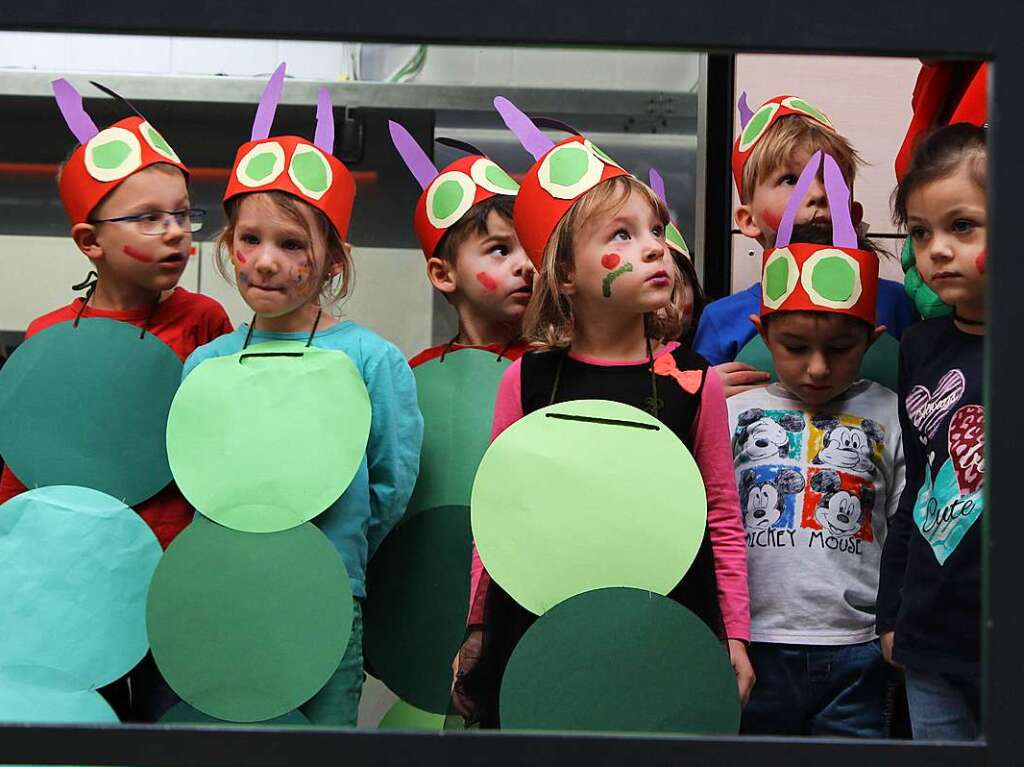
[89,208,207,235]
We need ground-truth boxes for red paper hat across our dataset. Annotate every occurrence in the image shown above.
[732,92,834,196]
[760,151,878,326]
[494,96,631,270]
[224,64,356,240]
[388,121,520,259]
[648,168,690,260]
[52,79,189,225]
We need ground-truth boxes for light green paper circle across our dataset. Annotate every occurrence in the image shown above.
[0,318,181,506]
[500,588,739,734]
[406,349,513,518]
[811,256,855,301]
[548,145,589,186]
[166,342,371,533]
[291,150,329,193]
[765,257,791,301]
[471,399,707,615]
[378,699,447,730]
[147,517,353,723]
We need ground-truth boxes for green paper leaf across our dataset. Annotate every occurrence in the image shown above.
[166,342,371,533]
[500,588,739,734]
[0,318,181,506]
[363,505,472,713]
[146,517,353,723]
[471,400,707,615]
[406,349,512,518]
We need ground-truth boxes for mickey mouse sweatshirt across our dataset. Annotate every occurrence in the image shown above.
[876,318,984,674]
[727,380,905,645]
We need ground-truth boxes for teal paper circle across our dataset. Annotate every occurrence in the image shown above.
[166,342,371,533]
[0,318,181,505]
[147,516,352,722]
[0,674,119,724]
[471,400,707,615]
[363,505,472,713]
[0,486,162,690]
[500,588,739,734]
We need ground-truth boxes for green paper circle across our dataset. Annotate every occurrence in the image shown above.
[246,151,279,182]
[665,222,689,256]
[0,486,162,691]
[471,400,707,615]
[406,349,513,518]
[500,588,739,734]
[363,505,472,713]
[166,342,371,533]
[92,139,132,170]
[0,675,119,724]
[146,516,353,723]
[739,103,780,151]
[432,179,466,220]
[291,149,330,194]
[810,256,856,302]
[378,699,447,730]
[736,331,900,393]
[765,257,791,301]
[0,318,181,505]
[484,165,517,191]
[548,145,590,186]
[160,701,310,726]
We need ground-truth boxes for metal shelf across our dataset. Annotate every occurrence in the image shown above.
[0,70,696,119]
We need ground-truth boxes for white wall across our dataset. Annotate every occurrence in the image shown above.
[730,54,920,292]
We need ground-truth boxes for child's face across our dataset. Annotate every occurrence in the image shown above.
[907,164,987,317]
[231,195,337,319]
[758,312,878,407]
[568,190,673,316]
[738,145,856,247]
[445,210,534,325]
[84,166,191,295]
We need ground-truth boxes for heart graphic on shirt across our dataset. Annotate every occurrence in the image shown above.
[948,405,984,496]
[905,369,966,441]
[914,457,984,565]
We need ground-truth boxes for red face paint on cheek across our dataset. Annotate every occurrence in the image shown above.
[475,272,498,291]
[123,245,151,263]
[601,253,621,270]
[976,250,987,275]
[762,210,782,232]
[234,250,248,265]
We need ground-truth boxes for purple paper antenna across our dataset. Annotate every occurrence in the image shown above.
[313,87,335,155]
[823,154,858,248]
[51,79,99,145]
[649,168,668,204]
[251,63,286,142]
[388,120,438,190]
[738,92,755,131]
[775,150,822,248]
[493,95,555,161]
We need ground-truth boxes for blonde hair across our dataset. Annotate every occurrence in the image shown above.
[522,175,686,349]
[741,115,862,203]
[216,191,353,309]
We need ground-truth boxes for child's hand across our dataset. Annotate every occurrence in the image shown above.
[715,362,771,398]
[728,639,756,706]
[880,631,903,669]
[450,629,484,720]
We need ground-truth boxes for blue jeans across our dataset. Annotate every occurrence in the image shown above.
[741,640,889,737]
[904,668,979,741]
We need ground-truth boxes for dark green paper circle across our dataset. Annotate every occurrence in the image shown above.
[166,342,371,533]
[406,348,512,519]
[0,318,181,505]
[160,701,310,726]
[500,588,739,734]
[147,516,353,722]
[736,331,900,393]
[363,505,472,713]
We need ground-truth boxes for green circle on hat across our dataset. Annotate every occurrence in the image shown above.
[485,164,518,192]
[166,341,371,533]
[0,486,162,691]
[500,588,739,734]
[146,516,353,723]
[549,145,590,186]
[433,179,467,220]
[736,331,900,393]
[160,701,310,726]
[811,255,856,302]
[406,348,513,518]
[471,399,707,616]
[363,505,472,713]
[0,318,181,506]
[0,675,120,724]
[291,150,330,194]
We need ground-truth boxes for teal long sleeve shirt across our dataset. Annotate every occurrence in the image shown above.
[182,321,423,598]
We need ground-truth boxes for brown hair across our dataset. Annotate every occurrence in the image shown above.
[217,191,353,308]
[433,195,515,263]
[741,115,861,203]
[892,123,987,229]
[522,175,684,349]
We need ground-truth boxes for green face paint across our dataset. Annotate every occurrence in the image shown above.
[602,263,634,298]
